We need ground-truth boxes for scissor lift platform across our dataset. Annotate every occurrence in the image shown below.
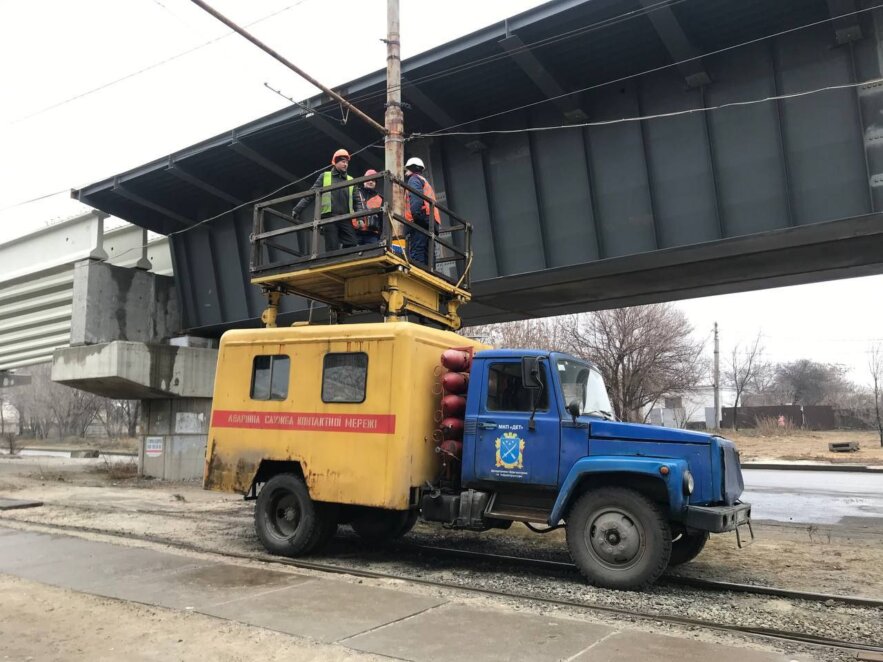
[250,172,472,329]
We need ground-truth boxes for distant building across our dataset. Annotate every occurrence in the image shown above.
[647,386,736,430]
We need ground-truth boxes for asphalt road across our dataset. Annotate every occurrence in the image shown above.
[742,469,883,526]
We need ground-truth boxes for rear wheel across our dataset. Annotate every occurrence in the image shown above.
[668,530,708,566]
[566,487,671,591]
[351,508,418,543]
[254,473,334,557]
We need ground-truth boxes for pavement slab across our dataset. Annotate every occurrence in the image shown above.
[572,630,793,661]
[205,576,446,643]
[344,603,615,662]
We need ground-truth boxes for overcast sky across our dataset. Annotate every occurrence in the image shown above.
[1,0,881,385]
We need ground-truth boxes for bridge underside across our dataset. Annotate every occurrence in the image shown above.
[74,0,883,333]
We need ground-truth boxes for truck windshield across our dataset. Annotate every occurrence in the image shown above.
[556,359,613,419]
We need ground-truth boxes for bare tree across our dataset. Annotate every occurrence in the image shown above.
[726,332,767,430]
[562,305,706,422]
[774,360,850,406]
[870,343,883,448]
[4,363,101,440]
[462,318,569,352]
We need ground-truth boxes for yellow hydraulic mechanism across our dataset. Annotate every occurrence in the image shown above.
[253,252,470,329]
[250,171,473,330]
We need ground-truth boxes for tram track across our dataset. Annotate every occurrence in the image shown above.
[396,542,883,609]
[2,515,881,658]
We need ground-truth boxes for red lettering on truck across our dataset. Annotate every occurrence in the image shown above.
[212,410,395,434]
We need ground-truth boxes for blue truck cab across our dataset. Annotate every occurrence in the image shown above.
[421,349,752,590]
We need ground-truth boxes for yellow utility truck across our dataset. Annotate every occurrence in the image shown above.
[203,172,752,590]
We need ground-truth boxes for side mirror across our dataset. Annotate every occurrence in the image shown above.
[521,356,542,389]
[567,401,580,422]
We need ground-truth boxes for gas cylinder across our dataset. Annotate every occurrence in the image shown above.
[439,417,464,440]
[441,349,471,372]
[441,371,469,395]
[441,394,467,418]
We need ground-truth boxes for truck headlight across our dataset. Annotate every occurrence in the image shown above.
[683,470,694,496]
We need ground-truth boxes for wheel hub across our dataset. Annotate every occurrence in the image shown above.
[270,493,301,538]
[588,511,642,566]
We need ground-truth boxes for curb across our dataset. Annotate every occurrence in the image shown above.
[742,462,883,473]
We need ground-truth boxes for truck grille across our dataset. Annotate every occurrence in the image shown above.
[720,440,744,505]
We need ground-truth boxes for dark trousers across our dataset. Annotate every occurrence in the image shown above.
[406,217,433,266]
[322,217,358,252]
[356,232,380,246]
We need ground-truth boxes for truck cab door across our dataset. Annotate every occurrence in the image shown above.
[473,360,560,486]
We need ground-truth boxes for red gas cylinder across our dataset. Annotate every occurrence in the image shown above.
[439,417,464,440]
[441,394,467,418]
[441,371,469,395]
[439,439,463,461]
[441,349,472,372]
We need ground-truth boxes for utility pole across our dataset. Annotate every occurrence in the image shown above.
[713,322,720,430]
[385,0,405,235]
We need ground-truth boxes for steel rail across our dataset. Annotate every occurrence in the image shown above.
[396,542,883,609]
[2,517,881,656]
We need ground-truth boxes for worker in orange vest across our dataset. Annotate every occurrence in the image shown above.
[354,169,383,245]
[404,157,440,265]
[292,148,362,252]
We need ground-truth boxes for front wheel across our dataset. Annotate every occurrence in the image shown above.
[566,487,671,590]
[668,530,708,566]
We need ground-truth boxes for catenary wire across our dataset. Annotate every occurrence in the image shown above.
[0,190,69,213]
[9,0,314,125]
[409,78,882,138]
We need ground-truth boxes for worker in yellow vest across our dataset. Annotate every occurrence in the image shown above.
[354,169,383,245]
[293,148,363,252]
[404,157,441,265]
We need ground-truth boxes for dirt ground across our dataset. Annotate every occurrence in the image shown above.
[725,429,883,465]
[0,574,379,662]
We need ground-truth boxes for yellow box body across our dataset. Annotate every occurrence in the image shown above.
[204,321,486,510]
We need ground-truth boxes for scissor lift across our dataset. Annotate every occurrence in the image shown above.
[250,171,472,330]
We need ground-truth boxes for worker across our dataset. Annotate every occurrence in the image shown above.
[404,157,441,266]
[293,148,363,252]
[354,169,383,245]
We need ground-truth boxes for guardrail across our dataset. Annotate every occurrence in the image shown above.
[251,171,472,290]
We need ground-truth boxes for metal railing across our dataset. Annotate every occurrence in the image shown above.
[250,171,472,289]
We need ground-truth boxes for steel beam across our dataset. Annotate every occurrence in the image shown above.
[403,78,487,151]
[166,161,243,205]
[498,34,588,121]
[112,179,191,227]
[826,0,862,44]
[306,116,384,170]
[229,139,297,182]
[639,0,710,88]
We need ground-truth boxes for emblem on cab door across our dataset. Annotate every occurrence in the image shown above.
[495,432,525,470]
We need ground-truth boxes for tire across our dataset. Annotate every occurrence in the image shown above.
[351,508,417,543]
[668,530,708,566]
[254,473,326,557]
[565,487,671,591]
[305,504,340,554]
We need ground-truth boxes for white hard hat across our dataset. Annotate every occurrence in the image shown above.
[405,157,425,170]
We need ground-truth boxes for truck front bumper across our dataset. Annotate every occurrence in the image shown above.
[683,502,751,533]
